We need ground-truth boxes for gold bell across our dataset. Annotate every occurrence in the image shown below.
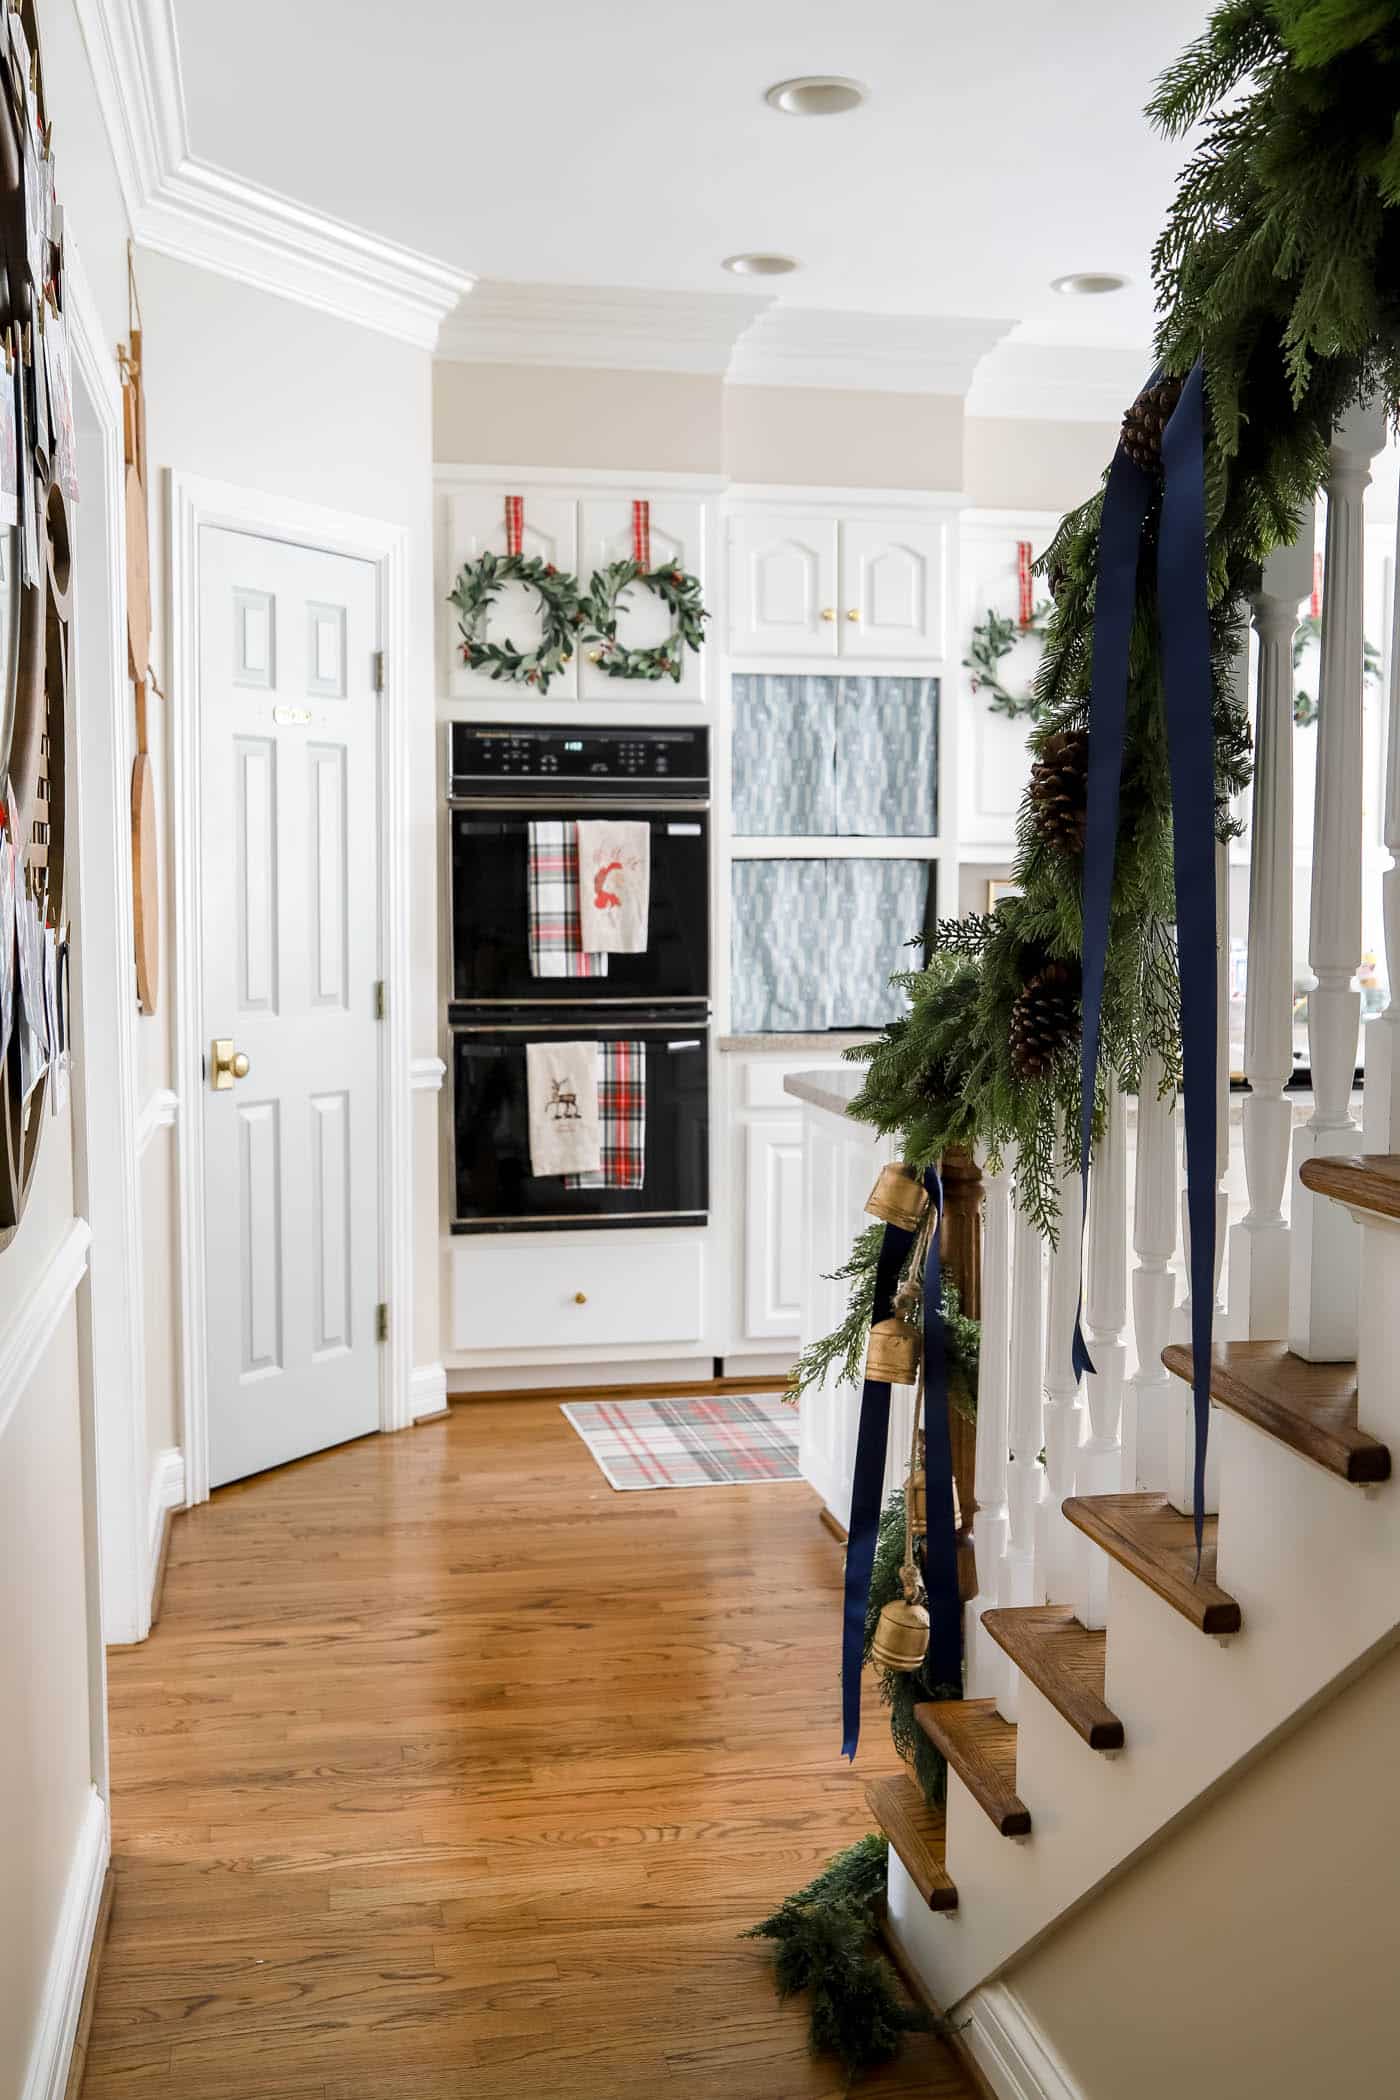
[865,1315,921,1385]
[908,1466,926,1532]
[870,1596,930,1673]
[865,1163,930,1232]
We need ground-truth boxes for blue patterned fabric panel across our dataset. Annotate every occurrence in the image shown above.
[835,678,939,836]
[730,860,833,1032]
[826,860,932,1024]
[731,675,836,836]
[730,674,938,837]
[730,859,932,1033]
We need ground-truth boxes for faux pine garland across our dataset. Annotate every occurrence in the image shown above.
[843,0,1400,1240]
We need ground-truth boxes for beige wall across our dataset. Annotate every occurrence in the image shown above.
[964,415,1114,511]
[1006,1640,1400,2100]
[434,361,724,474]
[724,384,963,491]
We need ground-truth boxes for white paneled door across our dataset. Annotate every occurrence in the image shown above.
[199,528,381,1487]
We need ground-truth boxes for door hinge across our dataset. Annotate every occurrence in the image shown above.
[374,980,386,1019]
[376,1302,389,1344]
[372,649,385,693]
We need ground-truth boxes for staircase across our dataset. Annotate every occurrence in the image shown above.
[863,411,1400,2045]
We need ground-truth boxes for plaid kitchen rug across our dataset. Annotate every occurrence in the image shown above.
[561,1392,801,1491]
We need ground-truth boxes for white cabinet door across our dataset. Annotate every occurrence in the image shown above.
[578,496,707,701]
[839,516,946,660]
[729,510,839,658]
[444,489,579,702]
[744,1117,806,1337]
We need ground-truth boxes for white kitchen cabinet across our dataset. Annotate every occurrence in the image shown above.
[451,1236,706,1354]
[728,508,840,658]
[728,505,947,662]
[444,488,580,702]
[743,1118,805,1337]
[578,495,707,701]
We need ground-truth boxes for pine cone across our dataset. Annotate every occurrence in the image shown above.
[1028,728,1089,856]
[1008,963,1081,1080]
[1120,377,1184,474]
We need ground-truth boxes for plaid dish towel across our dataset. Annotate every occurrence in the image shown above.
[566,1040,646,1190]
[526,821,608,979]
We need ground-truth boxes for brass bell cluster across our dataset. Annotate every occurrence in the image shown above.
[865,1161,929,1233]
[870,1587,929,1673]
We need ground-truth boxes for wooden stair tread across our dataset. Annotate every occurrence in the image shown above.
[1062,1493,1242,1635]
[1163,1339,1388,1485]
[864,1773,959,1911]
[1300,1152,1400,1223]
[912,1698,1030,1836]
[980,1606,1123,1750]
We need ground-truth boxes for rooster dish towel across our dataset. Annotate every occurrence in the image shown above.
[576,819,650,954]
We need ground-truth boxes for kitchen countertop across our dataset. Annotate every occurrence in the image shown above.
[782,1067,868,1118]
[717,1032,880,1054]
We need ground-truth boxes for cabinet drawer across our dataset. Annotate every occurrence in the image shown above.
[452,1239,706,1353]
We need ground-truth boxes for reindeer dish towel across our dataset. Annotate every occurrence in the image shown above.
[576,819,651,954]
[526,1040,601,1178]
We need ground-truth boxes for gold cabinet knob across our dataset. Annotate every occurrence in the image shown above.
[211,1038,251,1090]
[820,607,836,622]
[573,1291,588,1305]
[846,608,861,622]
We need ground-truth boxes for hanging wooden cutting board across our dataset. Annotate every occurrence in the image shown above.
[131,738,158,1014]
[124,458,149,684]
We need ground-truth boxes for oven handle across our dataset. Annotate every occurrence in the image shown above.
[447,797,710,813]
[453,1021,710,1035]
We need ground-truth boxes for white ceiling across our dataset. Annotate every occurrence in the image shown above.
[170,0,1206,358]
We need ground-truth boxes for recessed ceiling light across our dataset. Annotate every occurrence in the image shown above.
[723,252,799,277]
[1051,271,1129,297]
[765,75,868,116]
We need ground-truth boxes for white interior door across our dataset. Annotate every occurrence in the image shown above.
[199,527,381,1488]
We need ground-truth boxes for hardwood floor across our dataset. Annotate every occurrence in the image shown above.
[88,1396,978,2098]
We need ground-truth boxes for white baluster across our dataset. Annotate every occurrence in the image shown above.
[1290,400,1389,1361]
[995,1151,1046,1725]
[1073,1090,1128,1629]
[966,1151,1010,1698]
[1122,1058,1178,1493]
[1036,1155,1083,1607]
[1364,507,1400,1151]
[1167,839,1228,1514]
[1229,530,1312,1337]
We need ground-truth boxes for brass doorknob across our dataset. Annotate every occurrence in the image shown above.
[211,1038,251,1090]
[820,607,836,621]
[846,608,860,622]
[574,1291,588,1305]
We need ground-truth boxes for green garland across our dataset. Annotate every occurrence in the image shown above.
[745,1835,943,2076]
[582,558,707,682]
[448,550,583,691]
[964,601,1054,719]
[840,0,1400,1241]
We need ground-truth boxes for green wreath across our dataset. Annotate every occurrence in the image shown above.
[448,550,583,691]
[582,559,707,683]
[964,601,1054,719]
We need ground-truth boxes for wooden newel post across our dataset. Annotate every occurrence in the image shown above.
[939,1144,982,1603]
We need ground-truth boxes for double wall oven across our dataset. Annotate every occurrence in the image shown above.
[448,723,710,1232]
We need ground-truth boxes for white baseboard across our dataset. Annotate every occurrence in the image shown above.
[21,1786,109,2100]
[410,1362,449,1420]
[146,1447,185,1615]
[957,1982,1086,2100]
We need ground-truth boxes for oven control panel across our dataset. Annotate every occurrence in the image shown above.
[450,723,709,794]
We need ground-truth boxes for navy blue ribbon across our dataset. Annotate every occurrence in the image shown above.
[1157,361,1217,1551]
[1072,439,1154,1387]
[841,1166,959,1759]
[918,1168,962,1693]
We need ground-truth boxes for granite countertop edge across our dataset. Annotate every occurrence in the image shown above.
[717,1032,880,1054]
[781,1069,868,1118]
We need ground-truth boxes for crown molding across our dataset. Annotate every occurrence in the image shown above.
[437,280,772,375]
[965,339,1149,422]
[727,306,1012,395]
[74,0,472,347]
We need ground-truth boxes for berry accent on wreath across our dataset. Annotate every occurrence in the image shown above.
[1008,962,1081,1080]
[1028,728,1090,857]
[1120,376,1185,474]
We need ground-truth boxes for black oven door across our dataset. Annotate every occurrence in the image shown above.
[449,805,709,1009]
[452,1018,709,1232]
